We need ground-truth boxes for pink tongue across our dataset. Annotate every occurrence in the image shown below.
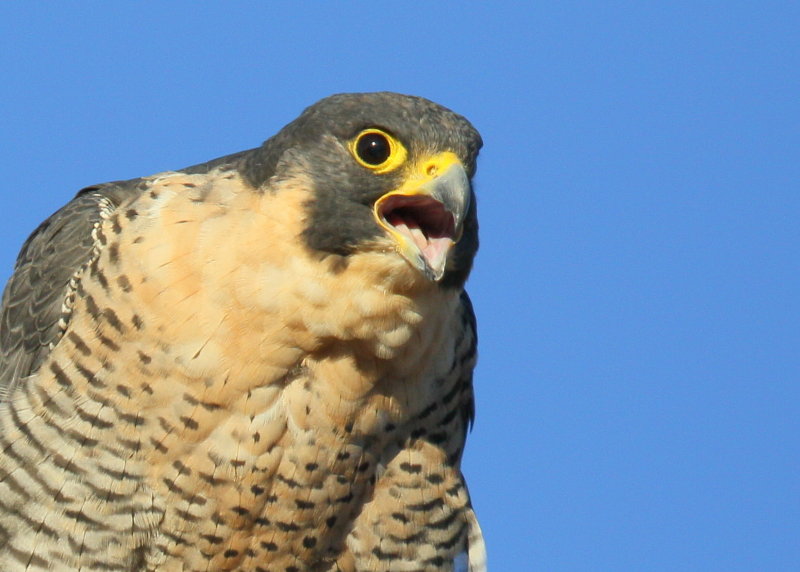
[393,219,428,251]
[391,219,453,274]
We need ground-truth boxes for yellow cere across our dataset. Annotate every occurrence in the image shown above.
[384,151,464,195]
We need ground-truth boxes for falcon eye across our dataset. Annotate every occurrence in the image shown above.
[356,132,391,165]
[350,129,407,173]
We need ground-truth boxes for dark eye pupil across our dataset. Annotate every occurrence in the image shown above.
[357,133,391,165]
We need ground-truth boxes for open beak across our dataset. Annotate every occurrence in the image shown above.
[373,152,471,281]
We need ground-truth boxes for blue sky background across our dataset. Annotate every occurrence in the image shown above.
[2,2,798,570]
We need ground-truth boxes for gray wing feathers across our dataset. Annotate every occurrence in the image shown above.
[0,182,139,396]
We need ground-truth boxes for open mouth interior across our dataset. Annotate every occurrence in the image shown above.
[379,195,456,247]
[378,195,456,271]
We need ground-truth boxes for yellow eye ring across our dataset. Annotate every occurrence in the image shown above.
[350,128,407,174]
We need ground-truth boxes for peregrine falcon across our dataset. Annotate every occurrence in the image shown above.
[0,92,485,571]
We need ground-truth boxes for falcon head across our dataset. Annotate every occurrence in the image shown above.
[240,92,482,288]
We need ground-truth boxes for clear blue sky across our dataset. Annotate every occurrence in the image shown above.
[2,2,798,570]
